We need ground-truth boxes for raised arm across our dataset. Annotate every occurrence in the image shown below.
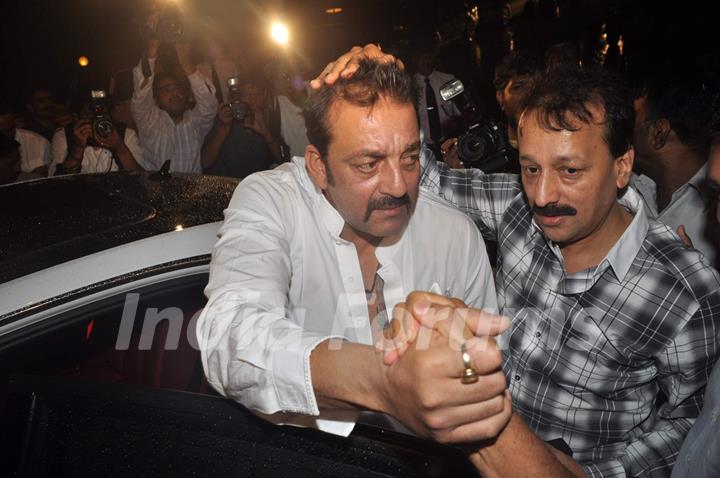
[176,41,218,138]
[130,12,162,134]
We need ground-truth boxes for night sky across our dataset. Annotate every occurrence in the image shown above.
[1,0,717,109]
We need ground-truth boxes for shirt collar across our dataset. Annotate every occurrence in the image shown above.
[604,186,649,281]
[529,186,649,282]
[292,157,346,239]
[686,162,710,192]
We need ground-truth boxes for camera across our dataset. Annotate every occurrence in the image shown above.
[88,90,115,147]
[439,79,516,173]
[227,77,249,122]
[158,5,187,43]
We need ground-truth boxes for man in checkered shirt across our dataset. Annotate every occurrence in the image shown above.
[312,49,720,477]
[421,69,720,476]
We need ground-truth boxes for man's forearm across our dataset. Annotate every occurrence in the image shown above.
[468,414,585,478]
[114,144,143,172]
[310,339,388,413]
[201,125,230,170]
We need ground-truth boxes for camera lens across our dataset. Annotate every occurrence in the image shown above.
[93,119,115,139]
[458,133,487,163]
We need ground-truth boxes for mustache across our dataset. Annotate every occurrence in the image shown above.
[532,203,577,217]
[364,194,411,222]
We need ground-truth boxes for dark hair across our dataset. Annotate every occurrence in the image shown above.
[0,135,20,156]
[0,100,12,116]
[522,65,634,158]
[152,71,182,99]
[303,59,417,159]
[493,50,545,91]
[642,80,712,151]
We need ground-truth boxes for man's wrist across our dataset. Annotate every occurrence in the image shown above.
[69,146,85,162]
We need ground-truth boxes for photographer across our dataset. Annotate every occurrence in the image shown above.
[131,10,218,173]
[201,77,276,178]
[50,98,144,175]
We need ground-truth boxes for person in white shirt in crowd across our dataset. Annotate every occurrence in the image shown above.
[0,101,51,178]
[131,11,217,173]
[50,98,144,175]
[631,77,720,268]
[274,66,310,159]
[197,59,510,442]
[411,42,462,160]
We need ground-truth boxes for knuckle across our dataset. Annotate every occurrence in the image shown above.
[418,390,440,410]
[423,411,445,431]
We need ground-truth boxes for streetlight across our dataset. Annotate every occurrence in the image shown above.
[270,21,289,47]
[78,56,90,67]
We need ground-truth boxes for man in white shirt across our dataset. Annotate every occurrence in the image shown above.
[49,116,144,175]
[0,103,50,177]
[198,59,510,443]
[131,11,217,173]
[632,79,719,268]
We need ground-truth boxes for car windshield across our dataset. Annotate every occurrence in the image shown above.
[0,173,236,282]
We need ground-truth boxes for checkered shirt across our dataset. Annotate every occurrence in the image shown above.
[421,156,720,477]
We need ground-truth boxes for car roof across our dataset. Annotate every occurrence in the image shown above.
[0,172,238,283]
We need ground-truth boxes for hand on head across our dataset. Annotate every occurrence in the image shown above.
[310,44,404,90]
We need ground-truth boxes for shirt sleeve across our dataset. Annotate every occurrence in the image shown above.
[462,214,499,314]
[187,70,218,141]
[196,174,343,418]
[583,294,720,478]
[419,150,523,241]
[131,57,161,144]
[49,128,68,176]
[20,133,51,172]
[122,128,146,170]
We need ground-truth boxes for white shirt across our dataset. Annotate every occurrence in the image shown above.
[632,165,720,268]
[197,157,498,437]
[15,128,50,173]
[414,70,462,145]
[131,58,218,173]
[49,127,145,175]
[277,95,309,158]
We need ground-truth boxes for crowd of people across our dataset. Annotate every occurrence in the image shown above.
[0,8,311,184]
[3,2,720,476]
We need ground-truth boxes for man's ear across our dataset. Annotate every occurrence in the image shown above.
[495,89,504,110]
[305,144,328,190]
[650,118,671,150]
[615,145,634,189]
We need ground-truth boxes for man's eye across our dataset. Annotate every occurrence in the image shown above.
[402,154,420,164]
[357,162,376,172]
[523,166,539,175]
[563,167,579,175]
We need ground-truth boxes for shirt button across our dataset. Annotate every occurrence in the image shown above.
[535,332,542,338]
[514,374,521,381]
[347,277,354,283]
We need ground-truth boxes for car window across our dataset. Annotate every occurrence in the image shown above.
[0,273,213,418]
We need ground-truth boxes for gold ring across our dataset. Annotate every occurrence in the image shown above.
[460,342,478,384]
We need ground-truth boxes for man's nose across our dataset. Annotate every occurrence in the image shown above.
[379,160,409,198]
[533,172,561,207]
